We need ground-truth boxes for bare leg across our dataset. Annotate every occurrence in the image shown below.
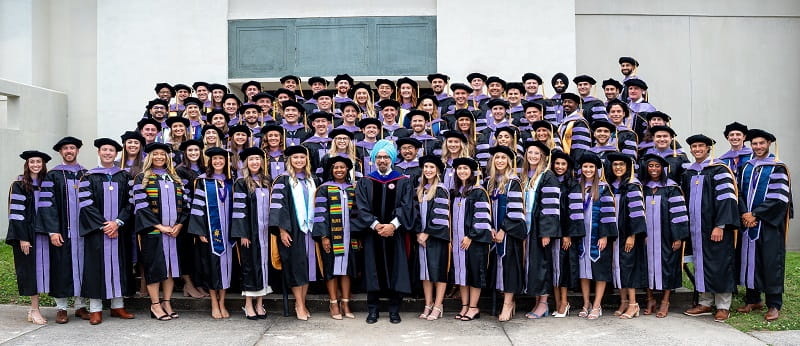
[616,288,629,315]
[531,295,549,316]
[147,283,168,318]
[292,285,307,320]
[498,293,515,321]
[420,280,433,318]
[300,284,310,317]
[340,276,353,317]
[182,275,203,298]
[458,286,469,318]
[244,296,256,316]
[657,290,671,318]
[255,296,265,315]
[209,290,222,319]
[592,281,606,309]
[29,295,46,324]
[219,289,229,318]
[644,288,657,315]
[325,279,341,318]
[622,288,639,317]
[553,286,562,314]
[580,279,591,316]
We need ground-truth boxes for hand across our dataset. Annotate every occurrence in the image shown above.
[50,233,64,247]
[322,237,331,253]
[19,240,31,255]
[102,221,119,235]
[199,236,208,243]
[494,229,505,243]
[624,236,635,253]
[672,240,682,251]
[170,224,182,238]
[598,237,607,251]
[155,224,171,233]
[280,229,293,247]
[417,233,429,247]
[490,229,498,242]
[561,237,571,250]
[460,236,472,250]
[541,237,550,247]
[742,213,757,228]
[383,223,396,236]
[711,227,724,242]
[241,237,251,248]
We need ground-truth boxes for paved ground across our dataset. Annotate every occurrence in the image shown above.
[0,304,792,345]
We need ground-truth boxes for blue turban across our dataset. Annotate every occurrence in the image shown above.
[371,139,397,164]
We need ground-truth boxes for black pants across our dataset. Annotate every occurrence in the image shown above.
[744,288,782,310]
[367,290,403,313]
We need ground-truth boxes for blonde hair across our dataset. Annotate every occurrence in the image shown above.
[416,167,442,202]
[141,149,181,187]
[441,138,471,162]
[354,90,376,118]
[522,148,549,187]
[287,153,313,185]
[416,99,441,121]
[328,136,357,159]
[241,156,270,193]
[486,153,515,194]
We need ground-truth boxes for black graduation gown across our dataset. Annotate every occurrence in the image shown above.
[78,167,133,299]
[231,178,273,292]
[283,124,312,147]
[302,137,331,176]
[567,182,619,282]
[738,156,793,294]
[450,187,492,288]
[643,180,690,290]
[7,180,48,296]
[524,171,561,296]
[188,176,235,290]
[681,161,740,293]
[132,172,190,284]
[487,178,527,294]
[175,165,202,278]
[610,179,648,289]
[269,174,321,287]
[416,185,450,283]
[265,150,287,180]
[312,181,360,280]
[553,177,580,289]
[395,160,422,185]
[579,97,609,127]
[352,171,417,294]
[35,165,86,298]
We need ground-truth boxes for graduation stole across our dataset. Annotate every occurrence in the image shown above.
[327,185,355,256]
[490,181,512,258]
[742,160,775,240]
[205,179,229,256]
[524,173,544,235]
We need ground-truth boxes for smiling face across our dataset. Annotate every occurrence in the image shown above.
[59,144,79,164]
[195,86,209,102]
[411,116,426,133]
[233,132,248,146]
[420,98,435,114]
[246,155,263,174]
[470,78,484,91]
[212,89,224,103]
[282,79,297,91]
[266,131,281,149]
[726,130,745,148]
[526,145,542,166]
[98,145,118,166]
[496,131,513,146]
[211,155,227,174]
[611,160,627,178]
[150,149,167,168]
[524,79,539,95]
[363,124,379,139]
[342,106,358,124]
[223,98,239,115]
[256,98,272,113]
[620,62,634,76]
[608,104,625,125]
[211,114,226,128]
[149,104,167,121]
[355,89,369,105]
[456,165,471,182]
[525,107,542,123]
[311,82,325,94]
[185,145,201,162]
[422,162,438,180]
[594,127,611,145]
[562,99,577,114]
[317,96,332,111]
[576,81,591,97]
[507,88,521,104]
[125,139,141,156]
[399,144,417,161]
[553,158,568,176]
[430,78,446,93]
[290,153,307,170]
[581,162,596,180]
[399,84,413,99]
[331,161,348,182]
[453,89,468,105]
[185,104,201,119]
[553,79,566,94]
[374,151,392,172]
[647,161,663,181]
[333,134,350,151]
[491,105,507,122]
[604,85,619,101]
[283,107,300,123]
[244,108,260,124]
[377,84,393,99]
[446,138,462,154]
[171,123,186,137]
[690,142,710,161]
[628,86,643,100]
[381,107,397,123]
[141,125,158,143]
[493,153,509,171]
[535,127,550,141]
[487,82,504,97]
[751,137,771,158]
[653,131,672,150]
[457,117,472,132]
[27,157,43,175]
[204,129,218,144]
[157,88,172,101]
[336,80,350,95]
[312,117,330,135]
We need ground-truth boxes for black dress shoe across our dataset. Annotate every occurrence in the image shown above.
[389,312,402,324]
[366,311,379,324]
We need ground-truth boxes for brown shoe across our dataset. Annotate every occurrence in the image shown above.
[75,307,90,320]
[714,309,730,322]
[765,307,780,322]
[55,310,69,324]
[736,303,764,313]
[110,308,135,319]
[89,311,102,325]
[683,304,713,316]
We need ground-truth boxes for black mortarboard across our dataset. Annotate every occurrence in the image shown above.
[260,124,284,135]
[602,78,623,90]
[487,98,509,109]
[328,128,354,140]
[466,73,488,82]
[560,92,580,104]
[145,142,171,154]
[427,73,450,83]
[154,83,174,96]
[396,137,423,149]
[94,137,123,151]
[137,118,161,131]
[350,82,372,96]
[494,126,518,140]
[454,109,475,121]
[577,152,603,169]
[488,145,516,161]
[201,125,225,139]
[530,120,556,133]
[378,99,401,110]
[307,111,334,123]
[20,150,51,163]
[747,129,776,142]
[625,78,648,90]
[407,109,430,121]
[325,155,354,173]
[591,120,617,133]
[358,118,382,129]
[686,134,716,146]
[452,157,479,172]
[374,78,396,89]
[192,81,210,91]
[550,150,573,169]
[642,153,669,168]
[334,74,354,85]
[221,93,242,105]
[280,75,301,84]
[251,92,275,102]
[147,98,169,110]
[308,76,329,86]
[179,139,202,152]
[284,145,309,157]
[523,102,544,112]
[606,99,629,116]
[311,89,335,100]
[724,122,748,137]
[523,140,551,157]
[396,77,418,90]
[338,101,360,112]
[240,80,262,94]
[238,147,265,162]
[573,75,597,85]
[228,125,252,137]
[183,97,202,107]
[419,154,445,174]
[449,83,474,93]
[485,76,507,89]
[173,84,192,93]
[506,82,525,94]
[274,88,295,98]
[205,147,231,158]
[607,152,634,164]
[645,111,671,122]
[238,104,261,114]
[649,125,676,137]
[166,117,190,129]
[618,56,640,67]
[209,83,228,93]
[521,73,543,84]
[121,131,146,145]
[207,109,229,123]
[417,94,440,106]
[281,100,306,114]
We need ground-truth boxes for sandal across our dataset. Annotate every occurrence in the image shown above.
[29,309,47,325]
[340,299,355,319]
[620,303,640,319]
[160,299,179,319]
[419,305,433,319]
[498,302,515,322]
[643,299,657,315]
[461,306,480,321]
[587,307,602,320]
[578,306,590,318]
[150,302,171,321]
[329,299,342,320]
[427,305,443,321]
[525,301,549,319]
[455,304,468,320]
[615,300,629,316]
[656,302,669,318]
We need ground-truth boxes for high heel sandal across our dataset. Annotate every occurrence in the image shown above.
[553,303,570,318]
[525,301,549,319]
[461,306,480,321]
[620,303,640,319]
[419,305,433,319]
[295,304,308,321]
[455,304,468,320]
[656,302,670,318]
[160,299,179,319]
[242,306,258,320]
[340,299,355,319]
[587,307,603,320]
[614,300,629,316]
[150,302,171,321]
[498,303,515,322]
[643,299,657,315]
[427,305,443,321]
[578,305,590,318]
[329,300,343,320]
[28,309,47,325]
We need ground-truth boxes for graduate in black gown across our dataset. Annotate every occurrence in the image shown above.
[414,155,451,321]
[394,137,422,183]
[549,151,578,318]
[231,147,272,320]
[35,136,88,323]
[78,139,135,324]
[521,142,561,320]
[312,156,359,320]
[132,143,189,321]
[450,158,492,321]
[269,145,319,321]
[174,139,208,298]
[568,153,618,320]
[640,154,689,318]
[484,146,526,322]
[259,124,288,179]
[7,150,51,325]
[606,153,647,319]
[189,147,235,319]
[681,134,741,322]
[352,140,417,324]
[737,129,793,322]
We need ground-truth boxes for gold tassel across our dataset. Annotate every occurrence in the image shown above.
[297,78,305,99]
[710,144,715,164]
[227,154,232,179]
[120,149,126,170]
[774,140,780,162]
[541,81,547,99]
[263,153,268,177]
[672,138,677,158]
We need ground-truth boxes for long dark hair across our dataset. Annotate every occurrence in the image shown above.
[21,160,48,192]
[453,169,478,197]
